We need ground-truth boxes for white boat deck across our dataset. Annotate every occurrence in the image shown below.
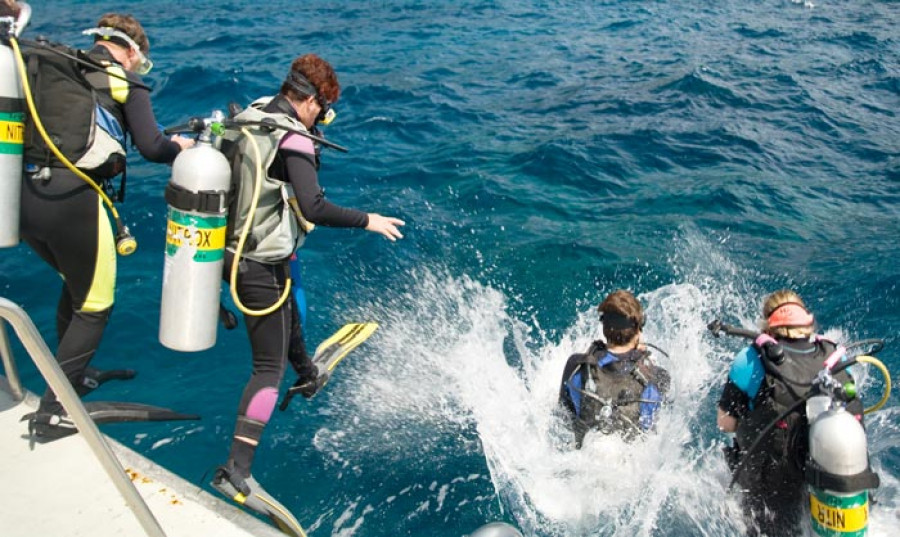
[0,382,283,537]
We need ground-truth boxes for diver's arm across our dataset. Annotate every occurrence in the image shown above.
[283,151,369,228]
[558,353,584,415]
[717,380,747,432]
[652,365,671,395]
[122,87,186,163]
[717,408,737,432]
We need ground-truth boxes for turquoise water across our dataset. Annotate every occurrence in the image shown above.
[2,1,898,536]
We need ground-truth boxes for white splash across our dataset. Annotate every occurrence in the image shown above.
[321,230,897,536]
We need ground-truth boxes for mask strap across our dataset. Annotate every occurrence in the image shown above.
[284,71,317,97]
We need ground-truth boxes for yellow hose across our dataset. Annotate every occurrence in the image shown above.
[10,38,129,245]
[855,355,891,414]
[228,126,291,317]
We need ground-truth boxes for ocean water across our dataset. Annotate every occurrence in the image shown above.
[2,1,898,536]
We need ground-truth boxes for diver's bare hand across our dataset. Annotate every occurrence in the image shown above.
[365,214,405,241]
[172,134,195,151]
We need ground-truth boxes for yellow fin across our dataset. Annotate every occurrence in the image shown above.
[313,322,379,372]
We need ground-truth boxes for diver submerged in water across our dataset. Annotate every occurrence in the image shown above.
[558,289,670,448]
[715,290,867,537]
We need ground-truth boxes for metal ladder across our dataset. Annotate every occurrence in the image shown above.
[0,296,167,537]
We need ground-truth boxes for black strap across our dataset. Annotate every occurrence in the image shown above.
[806,459,880,493]
[165,182,228,213]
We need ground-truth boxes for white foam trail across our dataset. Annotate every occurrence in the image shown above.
[321,231,897,536]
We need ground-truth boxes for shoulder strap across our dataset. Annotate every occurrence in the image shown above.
[571,340,607,367]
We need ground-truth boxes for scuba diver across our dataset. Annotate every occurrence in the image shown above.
[559,289,670,448]
[13,12,194,438]
[715,290,867,537]
[209,53,403,534]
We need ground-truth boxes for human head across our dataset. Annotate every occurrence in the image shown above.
[760,289,815,339]
[86,13,152,74]
[94,13,149,54]
[280,54,340,127]
[597,289,644,347]
[0,0,20,18]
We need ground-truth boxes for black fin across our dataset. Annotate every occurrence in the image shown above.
[84,401,200,424]
[77,366,137,396]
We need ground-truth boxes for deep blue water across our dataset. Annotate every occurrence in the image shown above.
[2,1,899,536]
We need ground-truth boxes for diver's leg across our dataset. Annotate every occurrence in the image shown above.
[43,195,115,412]
[287,293,316,379]
[20,174,115,414]
[225,258,291,479]
[761,468,806,537]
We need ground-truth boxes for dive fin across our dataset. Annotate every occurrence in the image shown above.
[312,322,378,373]
[21,411,77,441]
[77,366,137,396]
[212,468,307,537]
[21,402,198,443]
[84,401,200,424]
[278,322,378,410]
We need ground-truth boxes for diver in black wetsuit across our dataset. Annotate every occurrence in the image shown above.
[716,290,865,537]
[559,289,670,447]
[19,13,193,438]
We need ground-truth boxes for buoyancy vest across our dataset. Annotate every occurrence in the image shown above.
[734,336,858,479]
[221,98,313,263]
[566,340,667,439]
[23,42,130,179]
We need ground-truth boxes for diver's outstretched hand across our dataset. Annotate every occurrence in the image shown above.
[366,213,405,241]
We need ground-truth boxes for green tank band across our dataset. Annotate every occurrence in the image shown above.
[0,111,24,154]
[809,488,868,536]
[165,209,227,262]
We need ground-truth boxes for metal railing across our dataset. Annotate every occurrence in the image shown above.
[0,297,167,537]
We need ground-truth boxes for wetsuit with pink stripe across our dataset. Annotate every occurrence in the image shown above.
[224,95,367,480]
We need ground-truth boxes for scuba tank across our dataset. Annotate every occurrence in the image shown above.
[469,522,523,537]
[0,9,28,248]
[806,397,879,537]
[159,113,230,351]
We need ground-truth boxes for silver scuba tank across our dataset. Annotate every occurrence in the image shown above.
[469,522,524,537]
[0,15,26,248]
[807,401,875,537]
[159,121,230,352]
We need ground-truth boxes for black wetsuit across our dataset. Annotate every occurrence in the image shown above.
[717,337,862,537]
[224,95,368,479]
[19,45,181,413]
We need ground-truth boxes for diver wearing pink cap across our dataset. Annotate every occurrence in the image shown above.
[715,290,863,537]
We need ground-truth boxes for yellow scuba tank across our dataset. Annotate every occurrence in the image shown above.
[159,113,231,352]
[806,397,879,537]
[0,8,29,248]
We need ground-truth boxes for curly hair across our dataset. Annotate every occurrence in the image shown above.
[281,54,340,103]
[96,13,149,55]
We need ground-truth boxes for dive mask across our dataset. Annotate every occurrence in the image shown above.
[286,70,336,126]
[83,26,153,75]
[316,98,336,126]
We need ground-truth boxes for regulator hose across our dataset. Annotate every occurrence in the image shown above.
[855,355,891,414]
[227,127,292,316]
[164,116,348,153]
